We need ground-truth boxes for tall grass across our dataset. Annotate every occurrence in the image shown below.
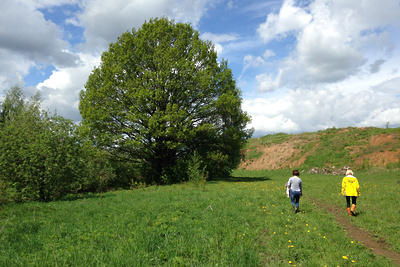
[0,169,398,266]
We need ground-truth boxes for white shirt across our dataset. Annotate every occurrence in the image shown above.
[288,176,302,192]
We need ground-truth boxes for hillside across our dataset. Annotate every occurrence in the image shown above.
[239,127,400,172]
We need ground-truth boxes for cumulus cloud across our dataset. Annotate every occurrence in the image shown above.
[37,53,100,121]
[77,0,214,53]
[0,0,215,121]
[2,0,400,137]
[296,20,364,82]
[0,1,81,91]
[372,76,400,94]
[244,85,400,137]
[255,0,400,86]
[257,0,312,43]
[256,70,283,92]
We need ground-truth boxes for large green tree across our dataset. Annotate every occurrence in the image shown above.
[79,18,253,183]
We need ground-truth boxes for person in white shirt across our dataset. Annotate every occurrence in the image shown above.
[287,170,302,213]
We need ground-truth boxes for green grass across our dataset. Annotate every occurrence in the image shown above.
[0,169,399,266]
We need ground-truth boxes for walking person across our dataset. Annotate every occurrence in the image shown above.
[341,169,361,216]
[287,170,302,213]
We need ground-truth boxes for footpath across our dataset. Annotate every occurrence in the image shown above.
[308,197,400,266]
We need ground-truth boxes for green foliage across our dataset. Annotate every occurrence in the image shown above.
[0,85,116,202]
[80,17,252,184]
[0,180,16,205]
[0,84,25,124]
[0,110,84,201]
[187,151,208,188]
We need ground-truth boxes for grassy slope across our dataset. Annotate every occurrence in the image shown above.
[243,127,400,170]
[1,169,399,266]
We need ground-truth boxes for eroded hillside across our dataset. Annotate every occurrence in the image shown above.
[239,127,400,171]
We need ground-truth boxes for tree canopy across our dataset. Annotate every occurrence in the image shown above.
[0,85,115,202]
[79,18,253,184]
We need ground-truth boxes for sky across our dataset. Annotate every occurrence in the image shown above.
[1,0,400,137]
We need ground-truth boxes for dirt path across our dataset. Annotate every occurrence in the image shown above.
[308,197,400,266]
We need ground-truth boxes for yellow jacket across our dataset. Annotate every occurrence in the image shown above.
[341,175,360,196]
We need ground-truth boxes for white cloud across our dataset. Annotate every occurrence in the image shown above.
[263,49,275,60]
[1,0,400,138]
[0,1,80,91]
[244,84,400,137]
[372,76,400,94]
[357,107,400,128]
[77,0,214,53]
[1,0,215,121]
[201,32,239,43]
[257,0,312,43]
[0,1,79,67]
[200,32,240,56]
[37,53,100,121]
[252,0,400,90]
[296,20,364,82]
[256,70,282,92]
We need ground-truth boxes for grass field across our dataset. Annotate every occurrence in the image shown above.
[0,169,399,266]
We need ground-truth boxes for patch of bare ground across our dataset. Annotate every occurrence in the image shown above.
[239,136,320,171]
[355,133,400,166]
[240,131,400,171]
[308,197,400,266]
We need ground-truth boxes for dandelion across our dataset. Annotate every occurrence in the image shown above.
[289,261,292,264]
[351,241,354,243]
[351,260,356,263]
[343,256,348,260]
[289,240,291,242]
[323,236,326,238]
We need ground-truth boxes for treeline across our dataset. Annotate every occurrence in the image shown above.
[0,85,133,203]
[0,19,253,203]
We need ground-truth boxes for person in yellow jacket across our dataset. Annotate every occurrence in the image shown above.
[341,169,361,216]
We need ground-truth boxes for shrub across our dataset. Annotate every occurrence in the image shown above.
[187,151,208,188]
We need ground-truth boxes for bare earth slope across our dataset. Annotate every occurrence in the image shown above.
[240,127,400,171]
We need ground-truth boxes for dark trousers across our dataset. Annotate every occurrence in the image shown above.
[345,196,357,207]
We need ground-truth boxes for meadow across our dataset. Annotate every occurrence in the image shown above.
[0,169,399,266]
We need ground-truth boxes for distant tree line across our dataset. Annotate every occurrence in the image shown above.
[0,18,252,203]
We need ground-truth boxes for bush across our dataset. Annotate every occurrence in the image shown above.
[187,151,208,188]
